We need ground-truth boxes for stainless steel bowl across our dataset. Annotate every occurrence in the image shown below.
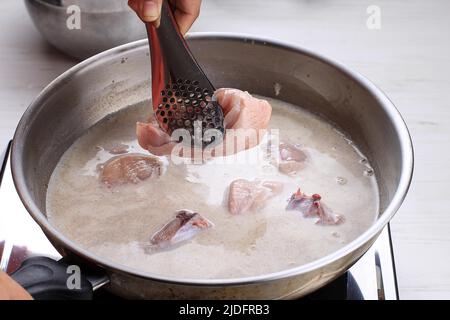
[24,0,146,60]
[11,34,413,299]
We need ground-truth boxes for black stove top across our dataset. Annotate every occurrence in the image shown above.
[0,142,399,300]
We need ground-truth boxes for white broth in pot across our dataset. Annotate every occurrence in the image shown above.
[46,95,378,279]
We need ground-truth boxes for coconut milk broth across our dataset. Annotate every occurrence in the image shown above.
[46,97,379,279]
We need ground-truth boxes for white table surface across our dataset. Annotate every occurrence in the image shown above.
[0,0,449,299]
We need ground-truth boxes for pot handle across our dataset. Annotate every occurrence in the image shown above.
[11,256,109,300]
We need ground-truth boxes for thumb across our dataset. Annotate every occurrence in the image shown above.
[129,0,162,23]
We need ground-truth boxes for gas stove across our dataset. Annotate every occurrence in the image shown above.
[0,142,399,300]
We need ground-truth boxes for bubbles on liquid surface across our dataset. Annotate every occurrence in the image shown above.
[364,168,374,177]
[332,231,341,238]
[336,176,348,185]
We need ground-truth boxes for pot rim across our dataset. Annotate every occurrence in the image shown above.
[11,32,414,286]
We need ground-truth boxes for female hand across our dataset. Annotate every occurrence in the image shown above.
[128,0,202,35]
[0,271,32,300]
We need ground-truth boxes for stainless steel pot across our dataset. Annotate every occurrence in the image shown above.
[11,34,413,299]
[24,0,146,60]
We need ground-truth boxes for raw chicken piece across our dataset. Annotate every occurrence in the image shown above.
[214,88,271,131]
[280,142,308,162]
[286,188,344,225]
[97,142,129,155]
[228,179,284,215]
[278,142,308,176]
[136,88,272,157]
[145,210,213,251]
[99,153,162,186]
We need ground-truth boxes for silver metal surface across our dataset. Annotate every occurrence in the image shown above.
[0,144,60,275]
[0,242,12,272]
[349,226,399,300]
[375,226,399,299]
[24,0,146,60]
[0,142,398,299]
[10,34,413,299]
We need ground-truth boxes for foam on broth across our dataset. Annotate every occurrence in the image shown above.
[46,97,379,279]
